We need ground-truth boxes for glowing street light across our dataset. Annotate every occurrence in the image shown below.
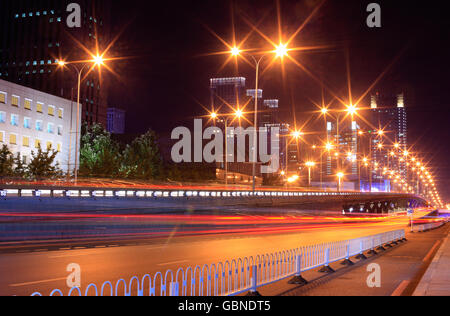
[230,47,241,56]
[346,104,358,116]
[230,43,288,192]
[92,54,104,66]
[291,130,303,139]
[337,172,344,193]
[325,142,334,151]
[58,55,107,183]
[274,43,289,58]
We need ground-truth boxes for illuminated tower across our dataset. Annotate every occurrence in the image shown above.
[370,92,408,178]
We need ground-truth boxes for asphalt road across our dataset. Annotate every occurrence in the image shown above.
[0,214,411,296]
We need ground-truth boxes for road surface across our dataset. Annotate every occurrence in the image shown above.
[0,207,417,296]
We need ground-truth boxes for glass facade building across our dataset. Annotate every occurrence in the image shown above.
[0,0,109,127]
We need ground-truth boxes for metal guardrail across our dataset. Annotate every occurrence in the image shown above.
[412,219,449,233]
[0,187,404,199]
[30,229,406,297]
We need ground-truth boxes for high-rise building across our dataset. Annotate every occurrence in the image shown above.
[326,120,360,180]
[370,92,408,178]
[210,77,246,117]
[0,0,109,127]
[107,107,125,134]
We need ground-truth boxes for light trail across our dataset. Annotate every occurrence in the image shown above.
[0,208,440,247]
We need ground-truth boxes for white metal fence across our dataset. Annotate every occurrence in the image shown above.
[30,229,406,297]
[412,218,449,233]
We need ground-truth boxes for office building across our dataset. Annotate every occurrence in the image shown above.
[370,92,408,178]
[0,0,109,127]
[210,77,246,116]
[326,120,360,180]
[107,107,125,134]
[0,78,80,173]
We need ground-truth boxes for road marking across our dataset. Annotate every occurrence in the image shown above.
[157,260,189,267]
[48,252,95,259]
[391,280,410,296]
[146,246,167,251]
[10,277,67,287]
[423,240,442,262]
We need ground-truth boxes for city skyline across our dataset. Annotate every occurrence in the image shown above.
[102,0,450,200]
[0,0,448,299]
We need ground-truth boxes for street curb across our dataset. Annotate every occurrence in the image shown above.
[412,229,449,296]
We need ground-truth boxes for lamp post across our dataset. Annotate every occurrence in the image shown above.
[337,172,344,193]
[305,161,315,187]
[58,56,104,183]
[230,45,288,193]
[211,110,242,186]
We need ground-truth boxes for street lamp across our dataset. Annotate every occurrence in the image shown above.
[210,110,243,186]
[58,55,105,183]
[337,172,344,193]
[305,161,316,187]
[230,44,288,193]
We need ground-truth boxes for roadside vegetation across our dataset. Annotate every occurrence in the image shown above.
[0,123,215,183]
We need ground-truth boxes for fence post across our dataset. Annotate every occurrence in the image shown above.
[169,282,179,297]
[376,236,386,252]
[367,237,378,255]
[246,265,262,296]
[288,255,308,285]
[319,248,335,273]
[341,244,354,266]
[355,240,367,260]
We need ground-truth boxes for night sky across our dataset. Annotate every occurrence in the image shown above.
[106,0,450,201]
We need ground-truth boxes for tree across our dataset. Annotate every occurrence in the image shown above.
[79,123,122,177]
[0,145,14,177]
[13,153,27,178]
[27,147,62,180]
[122,130,163,179]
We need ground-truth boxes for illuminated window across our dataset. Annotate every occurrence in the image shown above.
[23,136,30,147]
[57,143,62,152]
[36,120,43,131]
[11,114,19,126]
[35,139,41,149]
[0,92,6,104]
[48,105,55,116]
[11,95,19,107]
[47,123,54,134]
[24,99,32,110]
[9,134,17,145]
[46,141,53,150]
[0,131,4,142]
[24,117,31,129]
[36,102,43,113]
[58,108,63,118]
